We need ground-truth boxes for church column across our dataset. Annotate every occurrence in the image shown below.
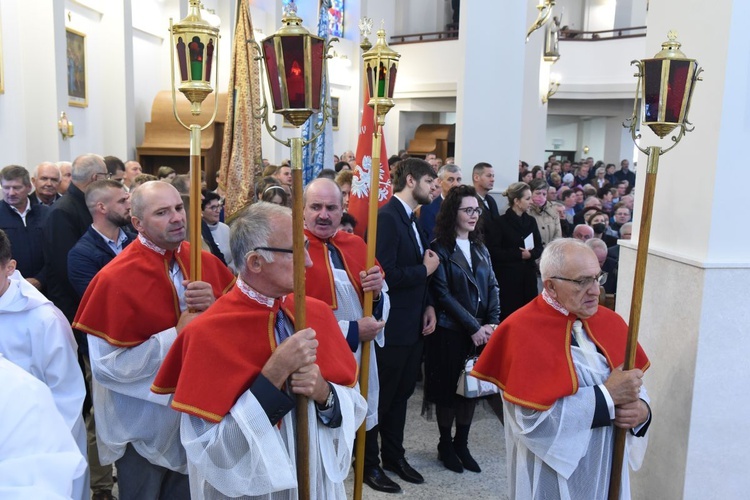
[617,1,750,498]
[454,0,525,191]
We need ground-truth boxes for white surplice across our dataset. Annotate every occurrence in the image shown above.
[0,273,88,500]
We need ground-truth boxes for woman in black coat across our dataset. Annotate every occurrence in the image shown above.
[426,185,500,474]
[487,182,543,322]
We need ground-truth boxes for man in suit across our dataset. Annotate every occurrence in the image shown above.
[364,158,440,494]
[472,162,499,243]
[418,164,462,242]
[29,162,63,206]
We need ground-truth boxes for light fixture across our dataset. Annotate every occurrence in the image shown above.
[608,31,702,499]
[58,112,75,140]
[168,0,221,281]
[542,72,560,104]
[527,0,556,42]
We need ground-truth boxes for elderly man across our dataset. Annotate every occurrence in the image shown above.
[152,202,366,499]
[419,164,462,241]
[0,165,50,290]
[57,161,73,195]
[472,238,650,499]
[29,162,62,205]
[73,181,235,499]
[303,178,389,431]
[122,160,142,192]
[573,223,594,241]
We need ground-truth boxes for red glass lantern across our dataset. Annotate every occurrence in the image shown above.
[639,32,700,139]
[261,8,325,127]
[362,28,400,121]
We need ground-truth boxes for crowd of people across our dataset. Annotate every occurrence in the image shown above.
[0,151,650,499]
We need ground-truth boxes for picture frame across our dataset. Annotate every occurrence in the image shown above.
[66,28,87,107]
[331,96,339,130]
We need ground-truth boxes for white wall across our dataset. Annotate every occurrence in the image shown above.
[546,115,579,152]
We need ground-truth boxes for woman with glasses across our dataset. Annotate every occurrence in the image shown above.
[425,185,500,474]
[488,182,543,322]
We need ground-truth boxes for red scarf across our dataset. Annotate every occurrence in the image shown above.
[73,238,235,347]
[471,295,649,410]
[304,229,376,309]
[152,287,358,423]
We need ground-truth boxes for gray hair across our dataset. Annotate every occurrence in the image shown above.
[71,154,106,183]
[33,162,60,179]
[303,178,343,207]
[230,202,292,276]
[437,163,461,179]
[585,238,608,254]
[540,238,592,280]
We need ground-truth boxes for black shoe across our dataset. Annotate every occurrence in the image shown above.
[363,466,401,493]
[437,442,463,473]
[454,445,481,473]
[382,457,425,484]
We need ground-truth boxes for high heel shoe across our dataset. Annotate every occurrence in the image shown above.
[437,442,464,473]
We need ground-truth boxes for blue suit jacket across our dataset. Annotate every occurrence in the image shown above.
[67,225,136,299]
[418,195,442,243]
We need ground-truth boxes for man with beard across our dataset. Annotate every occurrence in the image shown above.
[364,158,439,493]
[68,180,135,297]
[303,178,389,434]
[29,162,63,206]
[73,181,235,499]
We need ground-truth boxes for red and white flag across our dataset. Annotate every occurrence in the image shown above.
[348,87,392,239]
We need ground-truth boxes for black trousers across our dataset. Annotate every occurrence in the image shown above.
[365,340,424,467]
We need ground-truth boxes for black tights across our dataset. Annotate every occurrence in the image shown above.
[437,397,476,442]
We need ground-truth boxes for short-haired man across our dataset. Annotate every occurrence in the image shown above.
[68,180,135,298]
[612,206,632,234]
[122,160,142,192]
[419,164,462,241]
[103,156,126,183]
[0,229,89,499]
[424,153,438,172]
[560,189,577,222]
[573,224,594,241]
[274,164,293,190]
[200,191,231,268]
[0,165,50,290]
[152,202,367,498]
[472,162,499,244]
[303,178,389,432]
[472,238,651,499]
[614,158,636,188]
[73,181,235,499]
[365,158,439,493]
[29,161,62,206]
[57,161,73,194]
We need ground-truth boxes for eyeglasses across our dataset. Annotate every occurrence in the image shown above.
[206,204,221,211]
[93,172,110,180]
[253,240,310,254]
[551,272,607,289]
[458,207,483,216]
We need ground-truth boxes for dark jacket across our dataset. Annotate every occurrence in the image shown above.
[487,208,543,321]
[418,195,442,242]
[67,225,136,298]
[0,200,50,283]
[29,191,62,206]
[376,196,431,346]
[430,239,500,334]
[43,183,93,322]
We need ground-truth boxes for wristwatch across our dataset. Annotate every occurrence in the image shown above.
[316,385,335,410]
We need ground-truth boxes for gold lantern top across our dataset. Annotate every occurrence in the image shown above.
[362,27,400,123]
[170,0,220,116]
[638,31,701,139]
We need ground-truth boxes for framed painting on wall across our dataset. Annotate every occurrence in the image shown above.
[66,28,87,107]
[331,96,339,130]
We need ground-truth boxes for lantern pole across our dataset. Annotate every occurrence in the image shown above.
[353,22,400,500]
[169,0,220,286]
[251,5,334,498]
[607,32,701,500]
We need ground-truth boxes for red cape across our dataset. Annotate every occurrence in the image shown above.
[471,295,650,410]
[73,238,235,347]
[152,287,358,423]
[304,229,380,309]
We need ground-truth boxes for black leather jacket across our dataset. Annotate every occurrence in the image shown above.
[430,240,501,334]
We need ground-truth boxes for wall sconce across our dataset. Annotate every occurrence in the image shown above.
[58,112,75,140]
[527,0,555,42]
[583,145,590,155]
[542,73,560,104]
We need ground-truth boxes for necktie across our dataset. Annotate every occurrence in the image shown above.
[410,212,418,224]
[275,308,292,343]
[482,197,490,210]
[326,241,345,270]
[572,320,600,368]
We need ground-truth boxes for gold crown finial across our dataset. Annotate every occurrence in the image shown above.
[667,30,678,41]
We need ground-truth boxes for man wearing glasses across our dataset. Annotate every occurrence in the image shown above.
[74,181,235,499]
[152,202,366,498]
[472,238,651,499]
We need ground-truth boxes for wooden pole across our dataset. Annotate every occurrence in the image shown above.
[290,136,310,500]
[189,124,203,284]
[607,146,660,500]
[353,124,382,500]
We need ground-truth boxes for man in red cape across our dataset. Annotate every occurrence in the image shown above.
[152,202,367,499]
[472,238,651,500]
[303,178,389,433]
[73,181,235,499]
